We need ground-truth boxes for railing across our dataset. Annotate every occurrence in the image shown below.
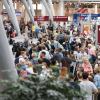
[92,94,98,100]
[92,89,100,100]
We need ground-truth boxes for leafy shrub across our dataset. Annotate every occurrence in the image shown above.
[1,75,84,100]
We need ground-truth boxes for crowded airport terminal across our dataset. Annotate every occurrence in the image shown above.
[0,0,100,100]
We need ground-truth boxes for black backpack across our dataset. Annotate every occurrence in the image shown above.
[15,57,19,64]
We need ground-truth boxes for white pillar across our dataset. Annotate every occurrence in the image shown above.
[0,15,18,81]
[94,4,98,14]
[0,1,3,14]
[41,0,53,21]
[27,0,37,25]
[53,3,59,16]
[2,0,21,35]
[24,8,30,24]
[41,1,46,16]
[21,0,34,24]
[27,0,35,17]
[59,0,64,16]
[59,0,64,26]
[7,0,21,35]
[47,0,55,16]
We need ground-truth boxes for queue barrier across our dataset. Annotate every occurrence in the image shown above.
[92,89,100,100]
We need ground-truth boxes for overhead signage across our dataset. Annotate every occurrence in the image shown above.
[91,14,100,20]
[73,14,79,24]
[80,14,91,21]
[73,14,100,22]
[34,16,49,21]
[2,9,21,16]
[53,16,68,21]
[80,14,100,21]
[15,12,21,16]
[98,25,100,44]
[34,16,68,22]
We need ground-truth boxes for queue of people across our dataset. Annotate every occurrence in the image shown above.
[5,20,100,100]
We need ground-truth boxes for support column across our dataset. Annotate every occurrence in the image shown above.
[59,0,64,26]
[2,0,21,35]
[27,0,35,17]
[36,1,38,16]
[59,0,64,16]
[53,3,59,16]
[0,15,18,82]
[24,8,30,24]
[0,1,3,14]
[41,0,53,21]
[47,0,55,16]
[27,0,37,25]
[41,1,46,16]
[21,0,34,24]
[7,0,21,35]
[94,4,98,14]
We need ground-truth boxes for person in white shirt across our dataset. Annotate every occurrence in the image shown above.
[19,51,28,65]
[50,39,64,50]
[74,47,82,62]
[40,59,52,80]
[79,72,98,100]
[38,45,51,60]
[81,48,88,57]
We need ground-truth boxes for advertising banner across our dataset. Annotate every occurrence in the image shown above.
[83,24,91,35]
[2,9,21,16]
[53,16,68,21]
[73,14,100,22]
[34,16,49,21]
[91,14,100,20]
[34,16,68,22]
[73,14,79,23]
[98,25,100,44]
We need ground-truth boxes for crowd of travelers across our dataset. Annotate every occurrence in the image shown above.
[4,20,100,100]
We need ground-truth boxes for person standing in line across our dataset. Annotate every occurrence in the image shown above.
[32,23,36,38]
[79,72,98,100]
[82,57,93,74]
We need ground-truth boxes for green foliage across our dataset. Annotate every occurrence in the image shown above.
[1,75,84,100]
